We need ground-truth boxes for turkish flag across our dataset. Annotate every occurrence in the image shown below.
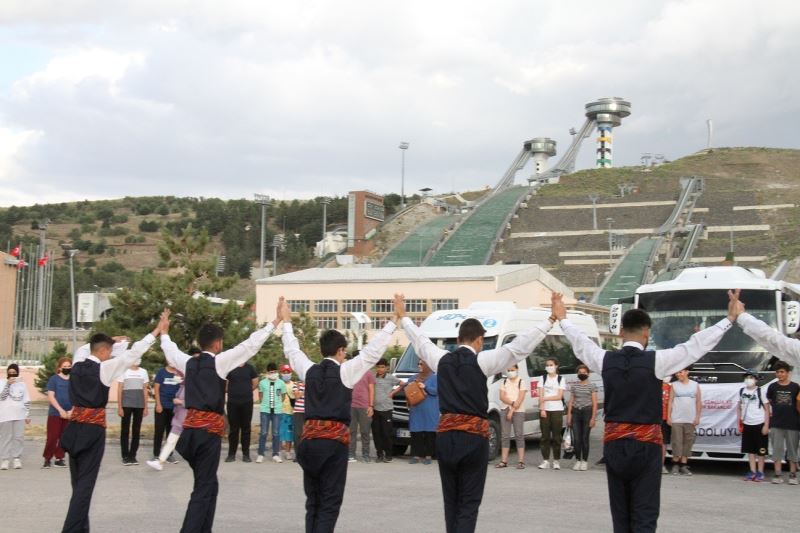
[16,260,27,269]
[10,245,20,258]
[38,255,48,267]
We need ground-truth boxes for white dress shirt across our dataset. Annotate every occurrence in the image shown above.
[737,312,800,368]
[400,316,554,377]
[559,318,732,379]
[283,321,396,388]
[160,323,276,379]
[72,334,157,387]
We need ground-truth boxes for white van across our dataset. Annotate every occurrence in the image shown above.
[390,301,604,459]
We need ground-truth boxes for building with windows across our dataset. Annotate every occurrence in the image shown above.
[255,264,579,342]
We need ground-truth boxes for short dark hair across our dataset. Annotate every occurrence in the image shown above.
[621,309,652,332]
[7,363,19,375]
[546,358,559,366]
[267,362,277,372]
[377,358,388,366]
[577,364,589,373]
[187,347,202,356]
[320,329,348,357]
[458,318,486,343]
[197,323,224,350]
[774,360,793,372]
[90,333,114,352]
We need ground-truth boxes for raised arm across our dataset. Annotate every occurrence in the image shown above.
[340,321,396,388]
[395,293,447,371]
[279,298,315,381]
[100,327,159,386]
[654,319,731,379]
[215,322,278,379]
[553,292,605,373]
[738,312,800,368]
[477,319,553,377]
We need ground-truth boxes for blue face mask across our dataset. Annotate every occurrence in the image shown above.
[280,374,291,382]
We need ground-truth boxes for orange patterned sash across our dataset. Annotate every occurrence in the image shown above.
[183,409,225,437]
[302,419,350,446]
[604,422,663,445]
[437,413,490,439]
[70,406,107,428]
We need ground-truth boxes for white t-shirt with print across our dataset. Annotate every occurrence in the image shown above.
[540,375,566,412]
[740,386,766,425]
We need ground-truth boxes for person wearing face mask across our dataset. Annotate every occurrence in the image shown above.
[538,358,566,470]
[554,292,734,533]
[279,365,296,461]
[496,363,528,469]
[0,364,31,470]
[667,368,701,476]
[43,357,73,468]
[737,371,769,482]
[257,362,288,463]
[567,364,598,471]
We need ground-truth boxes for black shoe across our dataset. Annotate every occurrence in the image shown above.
[53,459,67,468]
[225,455,236,463]
[129,457,139,465]
[241,454,252,463]
[122,458,132,466]
[384,455,393,463]
[42,460,52,469]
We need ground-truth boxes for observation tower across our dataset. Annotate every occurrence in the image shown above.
[524,137,557,175]
[585,97,631,168]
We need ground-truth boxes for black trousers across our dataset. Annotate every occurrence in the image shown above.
[294,412,306,452]
[371,410,394,457]
[153,408,174,457]
[226,400,254,456]
[436,431,489,533]
[60,422,105,533]
[176,428,221,533]
[604,439,662,533]
[572,406,593,461]
[120,407,143,460]
[411,431,436,458]
[297,438,349,533]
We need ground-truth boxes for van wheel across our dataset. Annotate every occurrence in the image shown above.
[487,415,501,460]
[392,445,408,457]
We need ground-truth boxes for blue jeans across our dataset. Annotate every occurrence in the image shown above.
[258,412,282,456]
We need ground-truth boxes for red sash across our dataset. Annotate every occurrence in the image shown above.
[302,419,350,446]
[437,413,490,439]
[70,406,107,428]
[183,409,225,437]
[604,422,663,445]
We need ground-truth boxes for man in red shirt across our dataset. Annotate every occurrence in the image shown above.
[348,358,375,463]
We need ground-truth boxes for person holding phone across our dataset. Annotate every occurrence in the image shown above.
[0,364,31,470]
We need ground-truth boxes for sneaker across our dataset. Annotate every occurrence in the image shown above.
[552,461,561,470]
[409,457,419,465]
[42,460,52,469]
[122,458,132,466]
[743,471,756,481]
[225,455,235,463]
[772,476,784,484]
[167,453,179,464]
[789,474,799,486]
[241,454,251,463]
[54,459,67,468]
[376,452,384,463]
[754,472,765,482]
[146,460,163,471]
[423,458,432,465]
[129,457,139,466]
[362,455,371,463]
[662,465,669,474]
[384,456,393,463]
[572,461,581,471]
[538,460,550,469]
[348,456,357,463]
[272,455,283,463]
[672,464,680,475]
[580,461,588,471]
[680,465,692,476]
[0,460,7,470]
[256,455,264,463]
[12,458,21,469]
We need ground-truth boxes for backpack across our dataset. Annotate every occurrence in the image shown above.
[739,386,763,409]
[540,374,566,409]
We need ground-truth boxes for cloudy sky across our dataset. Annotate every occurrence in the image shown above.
[0,0,798,207]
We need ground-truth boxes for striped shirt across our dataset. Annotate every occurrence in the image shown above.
[569,381,597,410]
[293,382,305,413]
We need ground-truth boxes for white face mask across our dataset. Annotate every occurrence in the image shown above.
[744,377,757,388]
[507,371,518,379]
[267,372,278,380]
[546,365,556,374]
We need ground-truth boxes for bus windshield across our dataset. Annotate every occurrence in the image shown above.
[639,289,778,370]
[395,336,498,373]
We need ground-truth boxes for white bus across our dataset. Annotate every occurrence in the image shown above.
[610,266,800,461]
[390,301,603,459]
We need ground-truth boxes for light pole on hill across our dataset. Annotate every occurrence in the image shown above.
[399,142,409,209]
[321,197,331,242]
[61,244,79,352]
[254,194,271,277]
[606,217,615,269]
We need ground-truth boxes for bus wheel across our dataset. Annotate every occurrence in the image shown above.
[487,415,501,460]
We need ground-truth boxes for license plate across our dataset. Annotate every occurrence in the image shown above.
[396,429,411,438]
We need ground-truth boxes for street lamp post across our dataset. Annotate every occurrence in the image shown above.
[61,244,79,351]
[606,217,615,268]
[399,142,409,209]
[254,194,271,278]
[320,197,331,242]
[272,234,284,277]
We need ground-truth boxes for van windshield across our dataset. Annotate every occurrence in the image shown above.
[395,336,498,373]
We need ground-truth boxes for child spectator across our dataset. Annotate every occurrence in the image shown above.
[667,368,701,476]
[292,379,305,463]
[738,370,769,482]
[661,376,672,474]
[372,358,403,463]
[153,362,181,463]
[257,363,287,463]
[279,364,295,461]
[765,360,800,484]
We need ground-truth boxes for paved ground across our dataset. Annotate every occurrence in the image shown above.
[2,435,796,532]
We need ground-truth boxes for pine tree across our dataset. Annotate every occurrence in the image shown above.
[35,342,68,394]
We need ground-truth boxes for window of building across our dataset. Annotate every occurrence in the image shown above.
[431,299,459,311]
[371,299,393,313]
[315,316,338,330]
[288,300,310,313]
[342,300,367,313]
[405,299,428,313]
[315,300,338,313]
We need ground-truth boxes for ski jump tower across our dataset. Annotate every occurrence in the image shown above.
[585,97,631,168]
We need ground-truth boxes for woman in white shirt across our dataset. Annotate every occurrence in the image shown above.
[0,364,31,470]
[496,364,529,469]
[667,368,702,475]
[538,358,566,470]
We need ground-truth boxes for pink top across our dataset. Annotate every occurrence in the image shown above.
[351,371,376,409]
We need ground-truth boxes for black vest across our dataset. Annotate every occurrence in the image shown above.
[437,346,488,419]
[602,346,662,424]
[185,353,226,414]
[304,359,352,425]
[70,359,110,408]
